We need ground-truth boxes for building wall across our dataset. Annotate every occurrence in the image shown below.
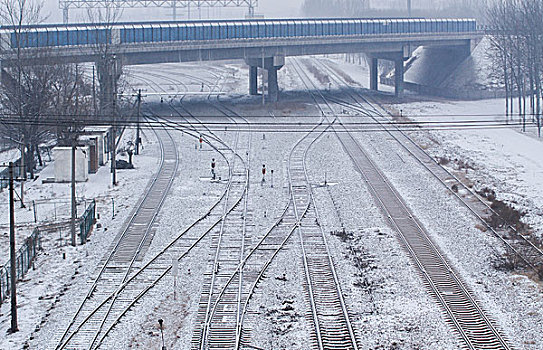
[53,147,89,182]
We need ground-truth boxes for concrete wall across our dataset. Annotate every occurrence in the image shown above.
[53,147,89,182]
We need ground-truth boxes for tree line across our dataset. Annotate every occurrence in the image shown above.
[301,0,483,19]
[0,0,125,181]
[486,0,543,136]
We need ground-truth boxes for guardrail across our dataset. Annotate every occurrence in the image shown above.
[79,200,96,244]
[0,227,41,304]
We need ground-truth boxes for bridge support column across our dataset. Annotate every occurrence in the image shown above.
[369,57,378,91]
[245,55,284,103]
[249,66,258,95]
[371,52,406,97]
[63,7,69,24]
[394,58,404,97]
[268,66,279,103]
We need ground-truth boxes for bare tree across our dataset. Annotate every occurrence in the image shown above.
[486,0,543,137]
[86,4,123,117]
[86,4,123,186]
[302,0,484,18]
[0,0,96,178]
[0,0,43,203]
[52,63,94,146]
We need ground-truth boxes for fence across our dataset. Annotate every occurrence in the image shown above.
[0,227,41,304]
[0,199,89,227]
[79,200,96,244]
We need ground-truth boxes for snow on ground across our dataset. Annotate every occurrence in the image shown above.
[0,148,21,165]
[1,128,160,349]
[2,54,541,350]
[394,99,543,240]
[289,55,543,348]
[306,131,460,349]
[92,125,228,350]
[348,114,543,348]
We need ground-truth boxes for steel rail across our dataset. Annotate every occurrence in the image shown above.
[87,124,179,350]
[93,114,246,348]
[57,110,233,349]
[362,93,543,262]
[200,99,253,350]
[315,59,542,274]
[199,123,248,350]
[293,58,366,349]
[58,66,244,348]
[335,125,511,350]
[306,58,511,349]
[146,70,254,350]
[57,125,177,349]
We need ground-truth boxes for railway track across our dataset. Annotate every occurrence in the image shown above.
[190,109,252,350]
[56,126,179,349]
[315,58,543,276]
[138,71,260,349]
[287,119,359,350]
[130,66,359,349]
[55,68,249,347]
[151,66,358,348]
[170,95,300,349]
[293,57,512,350]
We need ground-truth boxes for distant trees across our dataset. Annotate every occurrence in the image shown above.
[86,4,123,118]
[0,0,93,179]
[302,0,369,17]
[486,0,543,136]
[0,0,43,183]
[301,0,483,18]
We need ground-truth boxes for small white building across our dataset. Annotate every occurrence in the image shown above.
[53,146,89,182]
[83,126,111,166]
[78,135,99,173]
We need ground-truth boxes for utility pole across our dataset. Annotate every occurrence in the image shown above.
[110,57,117,186]
[261,49,265,106]
[92,65,97,117]
[9,162,18,333]
[19,143,25,208]
[72,66,79,246]
[111,112,117,186]
[407,0,412,17]
[135,89,142,155]
[71,138,77,247]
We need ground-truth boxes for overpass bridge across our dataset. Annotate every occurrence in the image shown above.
[1,18,481,102]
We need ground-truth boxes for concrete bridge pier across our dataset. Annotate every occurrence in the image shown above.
[249,66,258,95]
[369,57,379,91]
[245,55,285,102]
[368,51,407,97]
[267,65,279,102]
[96,55,123,117]
[394,57,405,97]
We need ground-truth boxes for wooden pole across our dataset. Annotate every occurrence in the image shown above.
[136,89,141,155]
[9,162,18,333]
[71,140,77,247]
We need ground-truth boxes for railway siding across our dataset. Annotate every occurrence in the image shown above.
[56,127,179,350]
[336,128,511,350]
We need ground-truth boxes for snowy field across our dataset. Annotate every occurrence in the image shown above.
[0,54,542,350]
[396,99,543,239]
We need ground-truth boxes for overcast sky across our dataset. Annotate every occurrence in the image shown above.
[41,0,305,23]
